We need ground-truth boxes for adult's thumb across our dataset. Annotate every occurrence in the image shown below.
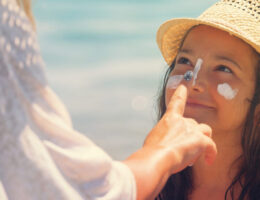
[166,85,187,116]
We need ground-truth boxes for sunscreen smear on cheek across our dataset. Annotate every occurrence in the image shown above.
[217,83,238,100]
[167,75,184,89]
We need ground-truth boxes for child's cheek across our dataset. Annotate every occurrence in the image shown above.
[217,83,238,100]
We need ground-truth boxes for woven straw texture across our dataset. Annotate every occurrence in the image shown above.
[157,0,260,65]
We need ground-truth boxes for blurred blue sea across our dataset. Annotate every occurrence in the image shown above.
[33,0,218,160]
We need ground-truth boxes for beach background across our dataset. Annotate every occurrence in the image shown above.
[33,0,218,160]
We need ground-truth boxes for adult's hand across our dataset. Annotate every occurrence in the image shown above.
[144,84,217,170]
[124,85,217,200]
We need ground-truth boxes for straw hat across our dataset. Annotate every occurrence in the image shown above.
[157,0,260,65]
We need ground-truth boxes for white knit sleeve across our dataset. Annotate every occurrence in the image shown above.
[0,1,137,199]
[80,161,136,200]
[45,140,137,200]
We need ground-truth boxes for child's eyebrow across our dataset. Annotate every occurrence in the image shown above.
[215,55,242,70]
[178,48,193,54]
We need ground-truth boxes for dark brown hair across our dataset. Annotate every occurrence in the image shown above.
[155,56,260,200]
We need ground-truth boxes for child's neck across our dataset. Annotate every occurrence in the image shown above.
[192,130,242,193]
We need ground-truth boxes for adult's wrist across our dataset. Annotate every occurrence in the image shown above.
[124,145,180,200]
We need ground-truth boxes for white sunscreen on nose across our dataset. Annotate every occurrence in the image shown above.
[166,75,184,89]
[192,58,203,86]
[217,83,238,100]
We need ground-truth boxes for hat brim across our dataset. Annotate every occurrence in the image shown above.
[157,18,260,65]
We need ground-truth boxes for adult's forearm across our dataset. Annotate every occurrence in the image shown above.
[124,146,178,200]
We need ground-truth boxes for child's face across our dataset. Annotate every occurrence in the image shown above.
[165,25,258,136]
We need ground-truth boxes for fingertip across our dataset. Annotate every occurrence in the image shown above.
[167,84,188,115]
[205,153,216,165]
[176,84,188,97]
[199,123,213,137]
[205,142,218,165]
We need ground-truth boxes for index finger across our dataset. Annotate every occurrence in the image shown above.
[166,84,188,116]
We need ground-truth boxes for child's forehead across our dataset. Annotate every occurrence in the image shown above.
[183,26,236,46]
[182,25,256,54]
[179,26,257,63]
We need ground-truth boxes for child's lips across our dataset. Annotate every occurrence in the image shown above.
[186,99,215,109]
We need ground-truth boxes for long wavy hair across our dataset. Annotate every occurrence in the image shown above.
[155,54,260,200]
[16,0,36,29]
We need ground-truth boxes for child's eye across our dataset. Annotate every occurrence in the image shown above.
[217,65,233,73]
[177,57,191,65]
